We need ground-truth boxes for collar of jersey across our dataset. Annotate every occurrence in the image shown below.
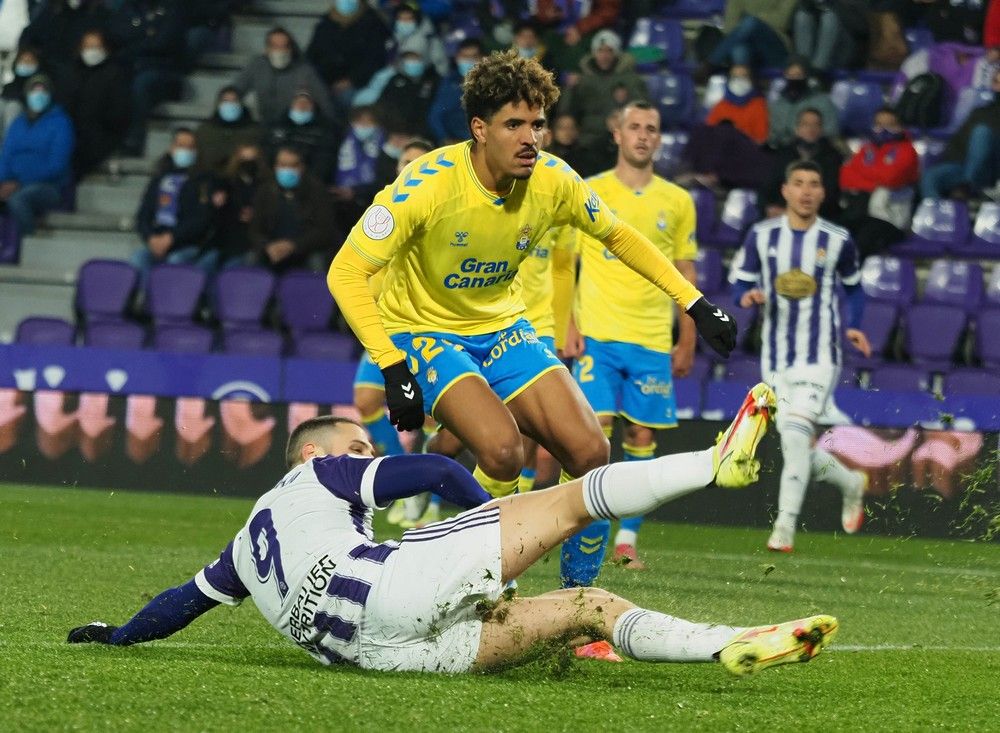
[463,141,516,205]
[610,170,654,197]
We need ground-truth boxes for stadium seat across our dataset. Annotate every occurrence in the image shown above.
[277,270,336,335]
[222,328,284,356]
[695,248,724,295]
[148,264,206,326]
[844,301,898,367]
[214,267,275,331]
[701,73,726,116]
[15,317,75,346]
[293,332,357,361]
[922,259,983,313]
[707,189,758,248]
[986,265,1000,308]
[976,310,1000,368]
[76,259,138,323]
[896,199,970,257]
[628,18,684,70]
[913,137,947,170]
[656,0,724,18]
[690,186,717,243]
[956,202,1000,259]
[944,369,1000,396]
[0,214,20,264]
[653,130,689,179]
[904,303,967,369]
[442,15,481,56]
[860,256,916,306]
[869,364,929,392]
[645,71,696,128]
[84,321,146,350]
[929,87,994,136]
[830,80,883,136]
[904,27,934,53]
[152,324,214,354]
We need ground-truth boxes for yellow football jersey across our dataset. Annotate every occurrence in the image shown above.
[346,141,616,337]
[518,226,574,339]
[575,171,698,353]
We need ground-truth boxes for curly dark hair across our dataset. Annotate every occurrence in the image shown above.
[461,49,560,129]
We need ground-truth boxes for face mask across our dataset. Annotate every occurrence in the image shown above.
[456,59,476,77]
[26,90,50,113]
[870,129,902,146]
[395,20,417,37]
[276,167,301,189]
[81,48,107,67]
[517,46,536,59]
[795,137,819,153]
[782,77,808,100]
[171,147,197,168]
[402,59,425,78]
[335,0,359,14]
[67,0,83,8]
[267,50,292,70]
[352,123,376,141]
[727,78,752,97]
[15,62,38,78]
[289,107,314,125]
[383,142,403,159]
[218,101,242,122]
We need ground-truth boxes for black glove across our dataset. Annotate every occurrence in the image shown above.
[688,296,738,358]
[67,622,118,644]
[380,360,425,432]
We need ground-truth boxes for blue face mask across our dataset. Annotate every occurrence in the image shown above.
[289,107,314,125]
[870,129,903,146]
[335,0,359,14]
[26,90,51,113]
[218,101,242,122]
[395,19,417,37]
[15,62,38,77]
[171,147,196,169]
[352,123,376,141]
[457,59,476,77]
[276,167,301,189]
[402,59,425,78]
[517,46,536,59]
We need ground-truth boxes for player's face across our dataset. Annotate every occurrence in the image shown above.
[781,170,825,219]
[309,423,375,460]
[614,106,660,168]
[474,101,546,180]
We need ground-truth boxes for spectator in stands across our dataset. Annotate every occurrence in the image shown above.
[839,106,919,259]
[353,50,439,139]
[761,107,843,219]
[112,0,190,156]
[0,0,29,73]
[512,20,557,74]
[386,2,449,78]
[195,86,263,175]
[529,0,622,74]
[266,90,340,183]
[250,145,335,273]
[64,29,130,178]
[988,0,1000,57]
[428,38,484,145]
[185,1,240,58]
[706,64,769,145]
[768,59,840,147]
[1,46,46,136]
[0,74,74,235]
[924,0,991,44]
[707,0,797,71]
[546,112,587,174]
[332,117,413,225]
[921,68,1000,200]
[792,0,868,74]
[305,0,390,107]
[132,128,221,287]
[561,30,648,149]
[217,143,267,270]
[19,0,110,72]
[231,27,336,128]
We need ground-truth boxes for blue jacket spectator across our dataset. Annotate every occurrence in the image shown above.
[428,39,483,144]
[0,74,74,235]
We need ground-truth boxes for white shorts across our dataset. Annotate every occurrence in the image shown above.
[765,364,847,426]
[357,505,504,674]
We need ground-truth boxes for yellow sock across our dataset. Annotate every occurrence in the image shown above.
[601,424,614,439]
[559,469,576,484]
[622,442,656,461]
[518,470,536,493]
[473,465,519,497]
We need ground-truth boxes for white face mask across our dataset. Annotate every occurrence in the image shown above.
[81,48,107,67]
[727,77,752,97]
[67,0,83,9]
[268,50,292,70]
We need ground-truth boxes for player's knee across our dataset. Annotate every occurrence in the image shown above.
[562,433,610,477]
[477,437,524,481]
[353,389,385,418]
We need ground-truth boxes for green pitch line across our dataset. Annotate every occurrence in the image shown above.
[2,483,999,732]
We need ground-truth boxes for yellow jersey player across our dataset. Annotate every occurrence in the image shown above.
[327,51,736,544]
[562,101,699,577]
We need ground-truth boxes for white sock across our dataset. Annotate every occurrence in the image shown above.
[613,608,743,662]
[614,528,638,547]
[581,449,715,520]
[811,447,859,495]
[776,417,813,528]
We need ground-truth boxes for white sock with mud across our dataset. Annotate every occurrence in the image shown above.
[613,608,743,662]
[581,449,715,520]
[776,416,813,528]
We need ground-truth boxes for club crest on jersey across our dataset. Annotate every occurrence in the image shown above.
[515,224,533,251]
[656,211,667,231]
[426,366,439,385]
[815,247,827,265]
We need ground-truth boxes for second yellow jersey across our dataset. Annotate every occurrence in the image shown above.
[345,142,616,336]
[575,171,698,353]
[518,226,574,339]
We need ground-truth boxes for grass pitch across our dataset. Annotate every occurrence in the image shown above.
[2,483,999,732]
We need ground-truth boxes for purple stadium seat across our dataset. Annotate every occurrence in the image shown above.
[214,267,275,330]
[904,27,934,53]
[153,324,214,353]
[15,317,75,345]
[442,16,482,56]
[976,310,1000,368]
[869,364,929,392]
[0,214,20,264]
[293,332,357,361]
[277,270,336,335]
[945,369,1000,396]
[148,264,206,325]
[844,301,897,366]
[709,189,758,247]
[897,199,970,257]
[987,265,1000,308]
[653,131,689,179]
[922,259,983,312]
[930,87,994,136]
[628,18,684,69]
[830,80,883,136]
[860,256,916,306]
[645,71,696,128]
[222,328,284,356]
[696,248,723,294]
[913,137,947,171]
[690,187,717,243]
[76,259,138,322]
[657,0,724,18]
[957,202,1000,259]
[904,303,966,368]
[84,321,145,350]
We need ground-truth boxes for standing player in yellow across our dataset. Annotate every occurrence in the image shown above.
[327,51,737,510]
[562,101,699,579]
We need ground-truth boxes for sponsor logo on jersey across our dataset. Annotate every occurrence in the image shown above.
[584,190,601,222]
[361,204,394,240]
[515,224,533,251]
[634,375,673,397]
[450,231,469,247]
[443,258,518,289]
[530,245,550,259]
[288,554,338,643]
[481,327,537,367]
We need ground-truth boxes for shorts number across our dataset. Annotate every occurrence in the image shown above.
[411,336,444,363]
[576,355,595,383]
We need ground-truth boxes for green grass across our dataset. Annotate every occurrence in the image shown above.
[2,483,999,732]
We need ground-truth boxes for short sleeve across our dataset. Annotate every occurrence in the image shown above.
[312,454,384,508]
[836,236,861,286]
[555,170,617,240]
[732,228,761,283]
[674,191,698,261]
[195,540,249,606]
[345,167,428,267]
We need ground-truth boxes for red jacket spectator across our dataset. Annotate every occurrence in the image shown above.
[706,96,769,145]
[986,0,1000,49]
[533,0,621,34]
[839,135,919,193]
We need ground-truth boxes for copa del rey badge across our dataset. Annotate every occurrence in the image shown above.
[362,205,395,240]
